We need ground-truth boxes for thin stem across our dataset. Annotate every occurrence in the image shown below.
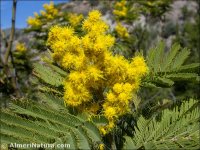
[4,0,17,64]
[3,0,21,97]
[0,30,8,66]
[109,133,116,150]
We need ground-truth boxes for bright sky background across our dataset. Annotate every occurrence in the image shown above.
[1,0,68,29]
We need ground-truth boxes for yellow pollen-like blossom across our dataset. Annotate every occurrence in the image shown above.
[16,43,26,53]
[42,2,58,20]
[113,0,128,19]
[99,144,105,150]
[113,83,123,94]
[47,10,148,135]
[104,107,117,119]
[88,10,101,21]
[82,10,108,36]
[27,17,42,27]
[99,126,107,135]
[86,66,103,82]
[27,2,58,27]
[131,56,149,76]
[106,92,117,102]
[64,82,92,107]
[68,13,83,27]
[115,22,129,38]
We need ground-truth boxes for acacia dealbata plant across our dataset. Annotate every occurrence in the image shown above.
[1,1,200,150]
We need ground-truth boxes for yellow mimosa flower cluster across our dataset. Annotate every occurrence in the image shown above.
[68,13,83,27]
[16,42,26,53]
[99,144,105,150]
[27,2,58,27]
[113,0,128,18]
[100,56,148,134]
[40,2,58,20]
[47,10,148,135]
[27,12,42,27]
[115,22,129,38]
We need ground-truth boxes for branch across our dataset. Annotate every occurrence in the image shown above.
[0,30,8,66]
[4,0,17,65]
[0,30,8,47]
[3,0,21,97]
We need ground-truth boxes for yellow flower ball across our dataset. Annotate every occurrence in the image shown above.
[16,43,26,53]
[47,10,149,135]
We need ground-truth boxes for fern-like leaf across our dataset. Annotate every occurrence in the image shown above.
[144,42,200,88]
[33,63,65,87]
[0,99,102,149]
[122,99,200,149]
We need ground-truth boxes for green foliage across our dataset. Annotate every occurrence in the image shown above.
[1,1,200,150]
[114,0,173,23]
[0,95,103,149]
[33,63,67,87]
[138,0,172,18]
[143,42,200,88]
[1,61,106,149]
[173,6,199,63]
[123,99,200,149]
